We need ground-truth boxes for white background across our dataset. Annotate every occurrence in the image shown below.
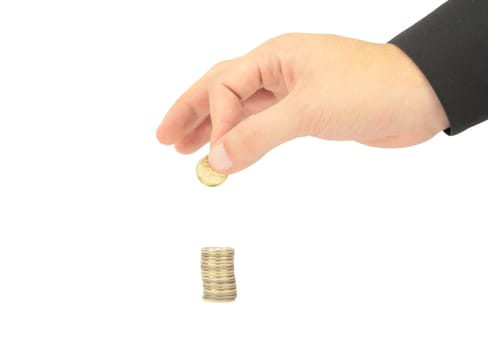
[1,0,487,349]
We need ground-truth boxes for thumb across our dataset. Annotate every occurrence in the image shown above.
[208,96,305,174]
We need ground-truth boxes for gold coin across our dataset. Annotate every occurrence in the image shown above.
[196,156,227,187]
[203,297,236,303]
[201,247,234,253]
[201,246,236,302]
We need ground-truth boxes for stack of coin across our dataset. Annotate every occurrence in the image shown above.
[201,247,236,302]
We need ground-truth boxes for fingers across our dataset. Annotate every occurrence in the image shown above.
[156,84,209,146]
[208,56,265,144]
[157,55,271,150]
[242,89,278,116]
[156,61,233,146]
[174,117,212,154]
[171,89,279,154]
[208,94,304,174]
[158,41,289,163]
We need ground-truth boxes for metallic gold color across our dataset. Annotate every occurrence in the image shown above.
[196,156,227,187]
[201,247,236,302]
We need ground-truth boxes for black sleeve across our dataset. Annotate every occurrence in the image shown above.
[389,0,488,135]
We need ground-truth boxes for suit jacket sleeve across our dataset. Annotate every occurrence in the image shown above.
[389,0,488,135]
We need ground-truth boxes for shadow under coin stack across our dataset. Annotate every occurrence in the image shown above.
[201,247,236,302]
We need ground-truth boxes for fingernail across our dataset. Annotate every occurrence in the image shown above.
[209,143,232,171]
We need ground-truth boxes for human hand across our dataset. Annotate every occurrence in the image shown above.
[156,33,449,174]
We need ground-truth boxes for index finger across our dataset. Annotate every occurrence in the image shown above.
[208,54,265,144]
[156,61,231,146]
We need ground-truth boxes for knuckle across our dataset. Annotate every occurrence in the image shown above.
[207,71,224,92]
[265,33,293,52]
[210,59,231,74]
[208,60,234,89]
[271,32,296,44]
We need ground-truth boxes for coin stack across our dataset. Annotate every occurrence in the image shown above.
[201,247,237,302]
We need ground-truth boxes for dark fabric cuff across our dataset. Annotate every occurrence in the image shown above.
[389,0,488,135]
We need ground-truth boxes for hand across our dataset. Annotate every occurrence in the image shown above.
[156,33,449,174]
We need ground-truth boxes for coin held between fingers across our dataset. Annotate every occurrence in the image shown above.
[196,155,228,186]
